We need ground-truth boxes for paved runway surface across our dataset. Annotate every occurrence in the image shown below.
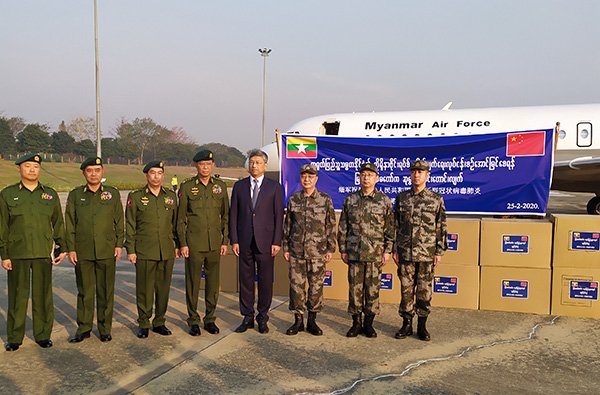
[0,191,598,394]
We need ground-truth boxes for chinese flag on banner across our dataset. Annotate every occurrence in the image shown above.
[506,131,546,156]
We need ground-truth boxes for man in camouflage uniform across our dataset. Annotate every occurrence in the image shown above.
[283,164,336,336]
[65,157,124,343]
[338,163,394,338]
[393,160,447,341]
[177,150,229,336]
[125,160,179,339]
[1,153,67,351]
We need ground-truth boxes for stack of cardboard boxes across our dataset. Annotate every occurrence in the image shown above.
[551,214,600,318]
[432,218,481,310]
[479,219,552,314]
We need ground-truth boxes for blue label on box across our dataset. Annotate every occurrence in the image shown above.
[502,235,529,253]
[447,233,459,251]
[380,273,393,290]
[569,281,599,300]
[501,279,529,298]
[433,276,458,294]
[570,231,600,251]
[324,270,332,287]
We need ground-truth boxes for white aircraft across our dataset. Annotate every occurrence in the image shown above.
[258,103,600,214]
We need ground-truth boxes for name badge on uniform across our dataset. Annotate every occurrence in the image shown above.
[191,187,199,196]
[100,192,112,201]
[140,196,150,205]
[41,193,53,200]
[212,185,222,194]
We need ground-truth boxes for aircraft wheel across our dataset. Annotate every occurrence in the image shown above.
[586,196,600,215]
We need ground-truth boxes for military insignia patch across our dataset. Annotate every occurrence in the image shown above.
[127,198,132,207]
[191,187,199,196]
[212,185,222,194]
[164,197,174,205]
[41,193,53,200]
[141,196,150,205]
[178,190,182,199]
[100,192,112,201]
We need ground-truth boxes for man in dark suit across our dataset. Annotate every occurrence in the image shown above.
[230,149,284,334]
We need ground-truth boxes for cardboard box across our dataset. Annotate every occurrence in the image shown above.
[551,214,600,268]
[198,249,238,292]
[444,218,481,266]
[273,252,290,297]
[551,267,600,318]
[431,264,480,310]
[379,269,401,305]
[323,258,349,301]
[479,266,551,314]
[479,218,552,268]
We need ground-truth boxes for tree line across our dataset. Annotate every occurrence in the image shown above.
[0,115,246,167]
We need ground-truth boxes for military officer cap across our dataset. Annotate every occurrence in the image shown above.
[410,160,430,171]
[143,160,164,173]
[15,153,42,165]
[193,149,214,162]
[299,164,318,175]
[359,162,378,175]
[80,157,103,170]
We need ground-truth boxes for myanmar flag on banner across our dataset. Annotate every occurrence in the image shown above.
[506,131,546,157]
[287,137,317,158]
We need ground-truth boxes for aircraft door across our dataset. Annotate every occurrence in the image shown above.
[577,122,592,147]
[322,121,340,135]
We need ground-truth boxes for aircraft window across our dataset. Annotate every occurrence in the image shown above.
[558,130,566,139]
[323,122,340,135]
[581,129,589,139]
[577,122,592,147]
[427,133,433,136]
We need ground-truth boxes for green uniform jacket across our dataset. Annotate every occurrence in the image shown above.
[124,185,178,260]
[0,182,66,260]
[176,175,229,252]
[65,184,124,260]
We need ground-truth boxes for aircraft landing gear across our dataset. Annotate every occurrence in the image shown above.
[586,196,600,215]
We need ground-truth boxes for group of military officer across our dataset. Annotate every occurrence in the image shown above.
[0,149,446,352]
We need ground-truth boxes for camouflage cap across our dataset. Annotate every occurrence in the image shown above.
[299,164,318,175]
[15,153,42,165]
[80,157,103,170]
[410,160,430,171]
[193,149,214,162]
[143,160,164,173]
[359,162,378,175]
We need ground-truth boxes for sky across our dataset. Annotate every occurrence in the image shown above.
[1,1,599,153]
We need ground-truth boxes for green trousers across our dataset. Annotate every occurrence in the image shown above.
[6,258,54,344]
[74,258,116,335]
[186,250,220,326]
[135,258,174,328]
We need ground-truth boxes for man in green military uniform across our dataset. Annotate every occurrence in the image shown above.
[65,157,124,343]
[393,159,447,341]
[125,160,179,338]
[1,153,67,351]
[177,150,229,336]
[338,163,395,338]
[283,164,336,336]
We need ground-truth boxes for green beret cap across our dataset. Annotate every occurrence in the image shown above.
[359,162,378,175]
[15,153,42,165]
[193,150,214,162]
[80,157,103,170]
[143,160,164,173]
[410,160,430,171]
[299,164,318,175]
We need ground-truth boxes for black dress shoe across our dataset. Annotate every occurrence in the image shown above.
[189,324,201,336]
[36,339,53,348]
[68,331,91,343]
[258,322,269,334]
[204,322,220,334]
[152,325,172,336]
[234,320,254,333]
[5,343,20,351]
[137,328,149,338]
[100,334,112,342]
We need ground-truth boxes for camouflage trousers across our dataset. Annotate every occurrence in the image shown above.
[288,256,326,314]
[398,260,434,318]
[347,261,382,316]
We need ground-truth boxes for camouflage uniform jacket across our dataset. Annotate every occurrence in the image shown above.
[394,187,448,262]
[283,189,336,259]
[338,189,395,262]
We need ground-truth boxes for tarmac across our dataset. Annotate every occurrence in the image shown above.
[0,191,599,394]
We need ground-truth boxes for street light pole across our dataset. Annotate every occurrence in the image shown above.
[258,48,271,147]
[94,0,102,157]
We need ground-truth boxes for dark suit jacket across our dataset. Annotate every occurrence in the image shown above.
[229,176,284,254]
